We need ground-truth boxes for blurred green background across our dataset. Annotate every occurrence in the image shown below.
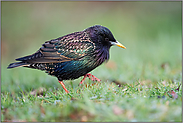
[1,1,182,86]
[1,1,182,122]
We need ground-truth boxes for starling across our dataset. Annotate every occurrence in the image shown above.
[7,25,126,93]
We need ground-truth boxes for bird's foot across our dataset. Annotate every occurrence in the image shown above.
[58,81,69,93]
[79,73,101,84]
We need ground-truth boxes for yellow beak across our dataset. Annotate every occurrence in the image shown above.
[111,41,126,49]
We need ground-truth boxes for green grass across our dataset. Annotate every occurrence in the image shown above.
[1,1,182,122]
[1,68,182,122]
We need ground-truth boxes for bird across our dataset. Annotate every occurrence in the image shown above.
[7,25,126,93]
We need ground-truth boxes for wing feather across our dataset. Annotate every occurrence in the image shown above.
[16,31,95,63]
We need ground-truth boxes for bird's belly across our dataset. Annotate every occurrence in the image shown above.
[45,60,100,81]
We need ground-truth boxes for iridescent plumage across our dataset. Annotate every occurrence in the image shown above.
[7,25,126,93]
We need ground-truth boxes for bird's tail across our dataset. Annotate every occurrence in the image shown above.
[7,62,29,69]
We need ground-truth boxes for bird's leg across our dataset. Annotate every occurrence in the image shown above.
[88,74,101,82]
[79,74,88,84]
[58,81,69,93]
[79,73,101,84]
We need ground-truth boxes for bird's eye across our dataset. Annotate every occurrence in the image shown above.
[105,38,109,42]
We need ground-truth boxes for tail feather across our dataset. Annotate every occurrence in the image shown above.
[7,62,29,69]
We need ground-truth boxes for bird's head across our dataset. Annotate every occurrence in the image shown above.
[84,25,126,49]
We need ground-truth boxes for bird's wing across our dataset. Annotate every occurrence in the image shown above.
[15,32,95,63]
